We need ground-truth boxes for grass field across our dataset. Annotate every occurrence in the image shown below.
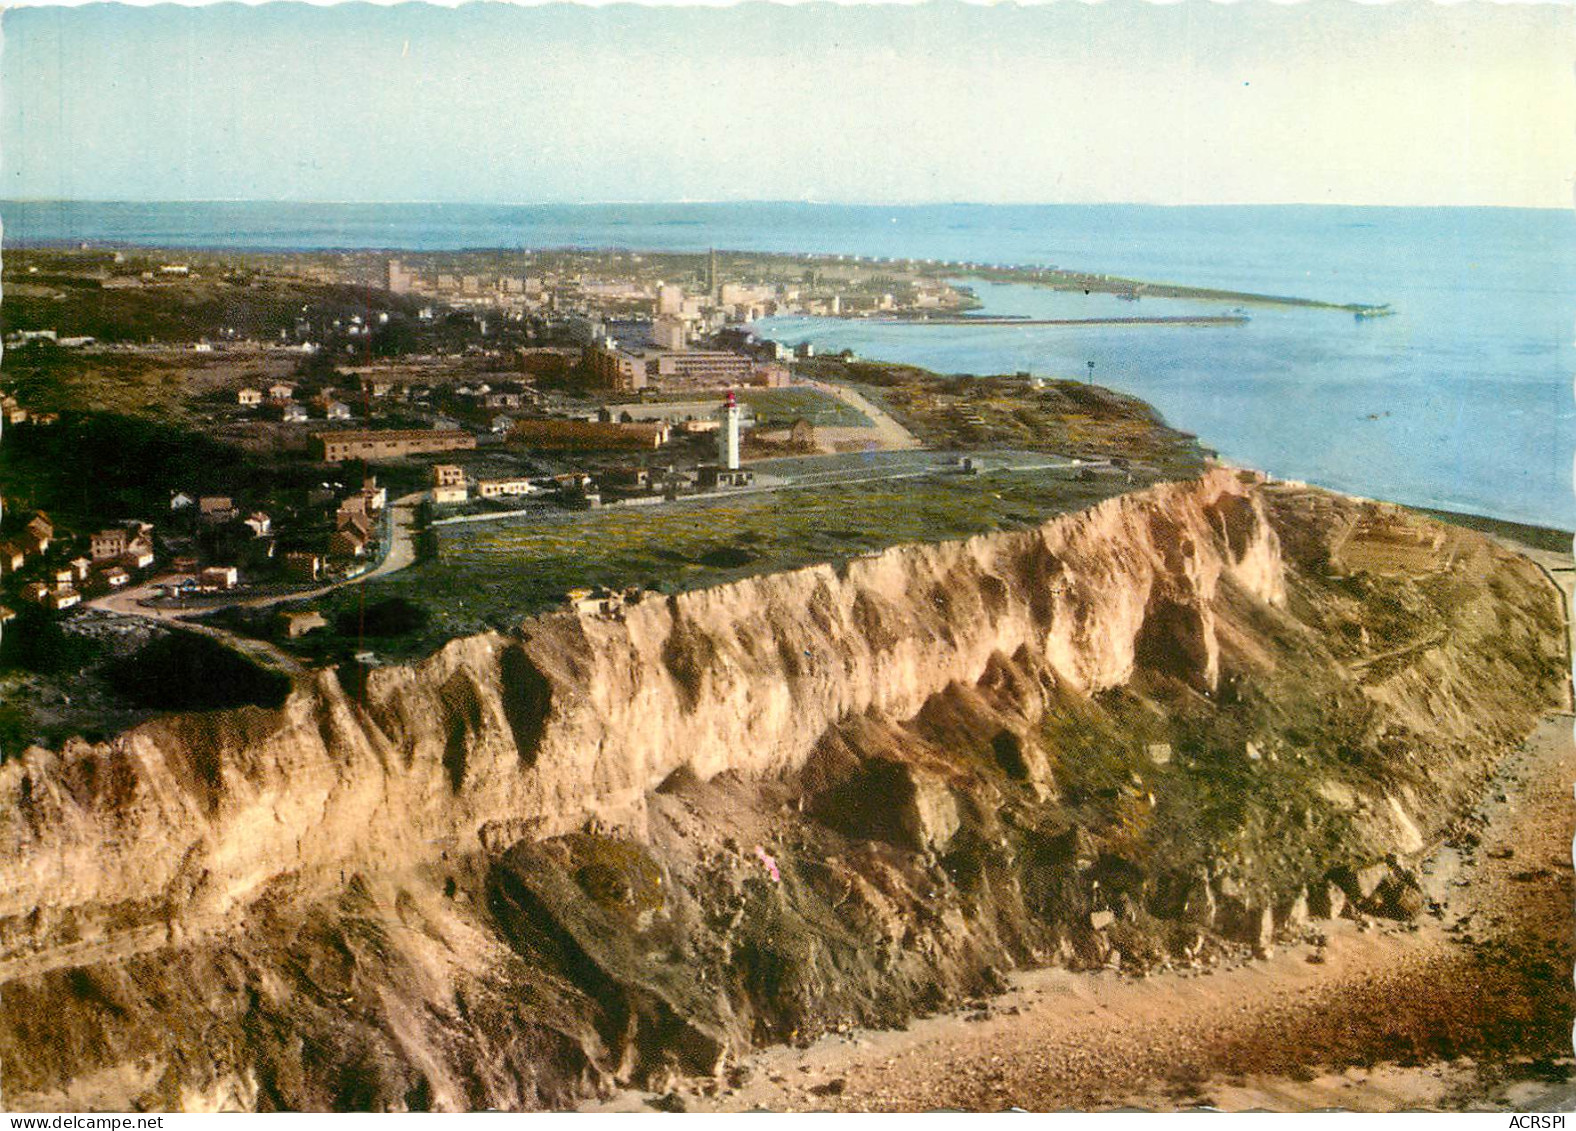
[737,388,871,429]
[796,361,1208,475]
[311,466,1146,658]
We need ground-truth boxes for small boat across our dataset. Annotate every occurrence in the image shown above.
[1353,304,1395,321]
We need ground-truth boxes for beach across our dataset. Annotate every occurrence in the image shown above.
[587,520,1576,1114]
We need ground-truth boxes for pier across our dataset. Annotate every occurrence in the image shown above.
[863,314,1251,327]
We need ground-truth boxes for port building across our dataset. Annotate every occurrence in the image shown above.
[510,419,670,451]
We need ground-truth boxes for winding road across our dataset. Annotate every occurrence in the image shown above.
[78,492,425,675]
[85,491,424,625]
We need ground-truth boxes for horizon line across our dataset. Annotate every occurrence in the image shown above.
[6,0,1573,10]
[3,197,1569,212]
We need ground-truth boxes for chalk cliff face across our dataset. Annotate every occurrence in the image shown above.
[0,470,1563,1111]
[0,472,1278,930]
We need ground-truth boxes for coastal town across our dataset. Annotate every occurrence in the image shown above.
[0,246,936,618]
[1,243,1212,746]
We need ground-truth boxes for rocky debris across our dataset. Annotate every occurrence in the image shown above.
[1307,881,1348,921]
[1364,865,1426,921]
[1318,860,1427,922]
[990,729,1054,793]
[1180,878,1218,928]
[808,756,960,854]
[1277,890,1310,932]
[1244,907,1276,956]
[903,769,962,854]
[0,477,1565,1111]
[1511,867,1554,883]
[727,1065,754,1089]
[1330,862,1391,904]
[697,711,1576,1115]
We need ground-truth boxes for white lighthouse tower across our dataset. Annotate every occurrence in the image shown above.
[717,390,741,471]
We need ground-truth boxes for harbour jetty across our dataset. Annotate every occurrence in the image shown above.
[866,314,1250,327]
[958,262,1389,314]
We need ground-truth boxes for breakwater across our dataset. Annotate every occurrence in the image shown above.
[866,314,1250,327]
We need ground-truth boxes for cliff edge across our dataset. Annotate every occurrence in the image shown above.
[0,469,1565,1110]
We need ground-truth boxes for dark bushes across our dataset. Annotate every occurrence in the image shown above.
[106,632,289,711]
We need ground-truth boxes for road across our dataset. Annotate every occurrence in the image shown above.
[85,492,424,626]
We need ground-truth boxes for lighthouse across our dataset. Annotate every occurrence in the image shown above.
[718,390,741,470]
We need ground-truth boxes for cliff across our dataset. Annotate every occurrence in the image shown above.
[0,469,1565,1110]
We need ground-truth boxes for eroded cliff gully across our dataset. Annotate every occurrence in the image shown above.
[0,469,1566,1110]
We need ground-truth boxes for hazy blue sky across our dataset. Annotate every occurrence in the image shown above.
[3,1,1572,207]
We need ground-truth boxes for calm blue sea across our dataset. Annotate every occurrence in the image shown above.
[5,200,1573,530]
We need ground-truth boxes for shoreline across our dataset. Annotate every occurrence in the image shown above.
[1410,506,1574,557]
[586,708,1576,1114]
[581,499,1576,1115]
[1202,459,1573,556]
[1,233,1379,316]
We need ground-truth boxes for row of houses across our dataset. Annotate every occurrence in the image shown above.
[0,513,58,583]
[449,381,538,410]
[237,382,301,404]
[429,464,543,507]
[3,514,159,611]
[427,460,753,514]
[4,330,97,350]
[1,393,59,429]
[9,512,87,610]
[237,384,355,422]
[166,493,273,533]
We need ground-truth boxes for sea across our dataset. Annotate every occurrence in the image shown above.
[5,200,1573,531]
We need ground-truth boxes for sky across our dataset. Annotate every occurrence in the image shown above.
[2,1,1572,208]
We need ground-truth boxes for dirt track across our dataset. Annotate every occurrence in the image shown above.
[795,377,922,452]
